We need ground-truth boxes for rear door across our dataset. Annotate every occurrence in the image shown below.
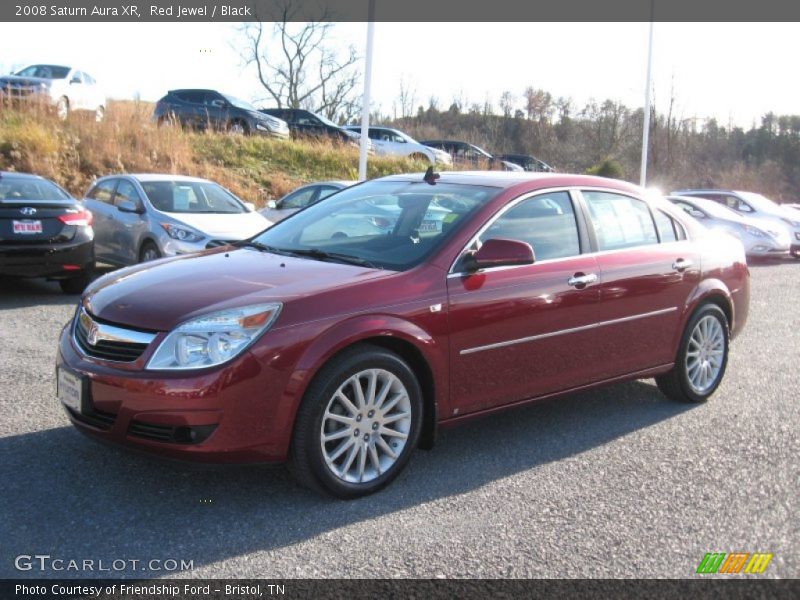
[83,179,118,261]
[579,190,700,378]
[447,190,603,415]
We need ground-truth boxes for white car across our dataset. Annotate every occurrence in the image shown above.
[344,126,452,165]
[0,64,106,121]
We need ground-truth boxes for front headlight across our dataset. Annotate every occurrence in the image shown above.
[161,223,204,242]
[742,225,766,238]
[147,303,282,370]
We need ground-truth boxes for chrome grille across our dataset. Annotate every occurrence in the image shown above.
[73,308,157,363]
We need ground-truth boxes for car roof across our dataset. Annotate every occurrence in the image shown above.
[376,171,643,193]
[0,171,50,181]
[168,88,217,94]
[98,173,212,184]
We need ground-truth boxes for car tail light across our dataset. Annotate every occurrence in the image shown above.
[58,209,93,227]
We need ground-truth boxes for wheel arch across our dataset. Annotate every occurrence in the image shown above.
[287,316,445,451]
[683,279,734,335]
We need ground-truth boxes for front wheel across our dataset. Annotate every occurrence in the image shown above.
[289,345,423,498]
[656,303,729,403]
[55,96,69,120]
[139,242,161,263]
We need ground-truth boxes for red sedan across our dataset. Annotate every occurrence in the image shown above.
[57,172,749,498]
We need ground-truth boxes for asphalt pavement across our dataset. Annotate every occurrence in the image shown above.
[0,260,797,579]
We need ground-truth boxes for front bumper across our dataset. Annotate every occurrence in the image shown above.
[0,237,93,278]
[57,320,294,464]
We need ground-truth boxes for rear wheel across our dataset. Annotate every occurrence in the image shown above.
[228,120,249,135]
[656,303,729,403]
[409,152,431,163]
[289,345,423,498]
[139,242,161,263]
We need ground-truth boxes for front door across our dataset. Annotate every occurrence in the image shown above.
[446,190,603,416]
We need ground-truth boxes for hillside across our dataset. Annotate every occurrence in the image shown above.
[0,100,432,205]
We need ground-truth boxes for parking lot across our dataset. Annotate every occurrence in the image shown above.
[0,260,797,579]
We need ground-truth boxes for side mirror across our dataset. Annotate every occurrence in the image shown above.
[463,238,535,272]
[117,200,142,214]
[243,202,255,212]
[266,200,278,210]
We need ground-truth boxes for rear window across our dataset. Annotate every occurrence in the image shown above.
[583,191,658,251]
[0,177,70,201]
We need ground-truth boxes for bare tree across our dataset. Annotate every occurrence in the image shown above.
[499,91,515,118]
[395,75,418,119]
[238,4,361,123]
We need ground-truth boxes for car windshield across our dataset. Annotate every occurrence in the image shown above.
[251,180,498,271]
[14,65,70,79]
[0,177,70,201]
[736,191,780,212]
[223,95,256,111]
[681,197,744,221]
[140,180,245,214]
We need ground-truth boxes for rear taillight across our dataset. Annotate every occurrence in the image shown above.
[58,209,93,227]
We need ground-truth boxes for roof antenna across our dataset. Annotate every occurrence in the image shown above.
[423,166,440,185]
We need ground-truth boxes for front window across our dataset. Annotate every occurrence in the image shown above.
[140,181,246,214]
[0,177,70,201]
[222,94,256,111]
[15,64,70,79]
[251,181,497,271]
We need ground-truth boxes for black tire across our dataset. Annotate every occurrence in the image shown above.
[139,241,161,263]
[656,303,729,403]
[228,119,250,135]
[289,344,423,499]
[59,271,92,295]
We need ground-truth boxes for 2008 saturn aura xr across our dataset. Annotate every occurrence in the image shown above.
[57,172,750,498]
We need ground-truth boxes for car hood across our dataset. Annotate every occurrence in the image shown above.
[83,248,390,331]
[163,211,271,239]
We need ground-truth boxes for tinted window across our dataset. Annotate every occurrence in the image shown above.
[480,191,581,261]
[653,210,679,242]
[281,187,317,210]
[317,186,342,200]
[253,181,496,271]
[87,180,117,204]
[0,178,70,201]
[175,91,205,104]
[15,65,69,79]
[140,180,245,214]
[583,191,658,251]
[113,180,142,207]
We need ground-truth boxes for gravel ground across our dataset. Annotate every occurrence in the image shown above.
[0,260,797,579]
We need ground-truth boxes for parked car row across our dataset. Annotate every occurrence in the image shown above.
[670,189,800,258]
[0,171,271,293]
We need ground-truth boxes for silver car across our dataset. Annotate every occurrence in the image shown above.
[260,181,356,223]
[669,195,790,258]
[672,188,800,258]
[83,174,272,265]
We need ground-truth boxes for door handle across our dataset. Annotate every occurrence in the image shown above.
[672,258,693,272]
[567,273,598,287]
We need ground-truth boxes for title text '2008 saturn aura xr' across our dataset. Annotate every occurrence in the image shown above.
[57,172,749,498]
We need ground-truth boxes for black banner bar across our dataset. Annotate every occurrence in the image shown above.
[3,579,799,600]
[3,0,800,22]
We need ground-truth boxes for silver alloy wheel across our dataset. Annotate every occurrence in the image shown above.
[685,314,725,394]
[56,97,69,120]
[320,368,412,484]
[141,247,160,262]
[229,121,245,134]
[95,106,105,122]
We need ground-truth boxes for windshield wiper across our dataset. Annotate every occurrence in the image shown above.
[283,248,379,269]
[234,241,293,255]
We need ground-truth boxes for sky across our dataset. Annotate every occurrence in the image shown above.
[1,21,798,128]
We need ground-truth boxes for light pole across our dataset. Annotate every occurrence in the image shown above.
[640,4,655,187]
[358,0,376,181]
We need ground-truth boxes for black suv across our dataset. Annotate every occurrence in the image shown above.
[495,154,555,172]
[418,140,521,171]
[154,89,289,137]
[259,108,359,144]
